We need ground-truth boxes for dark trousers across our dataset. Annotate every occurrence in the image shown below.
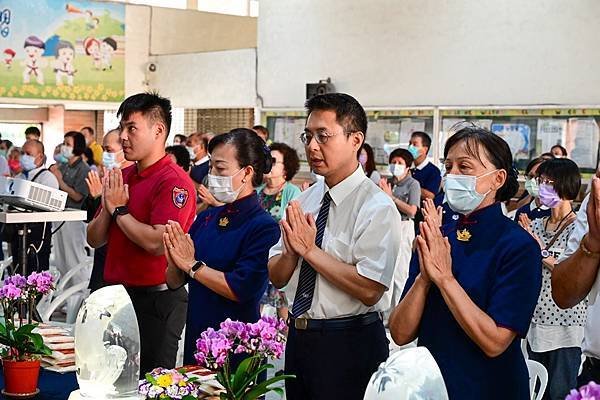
[89,245,107,292]
[528,345,582,400]
[284,319,388,400]
[10,223,52,275]
[578,357,600,387]
[127,286,188,374]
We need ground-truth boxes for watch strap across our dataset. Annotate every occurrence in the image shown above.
[112,205,129,221]
[189,260,205,279]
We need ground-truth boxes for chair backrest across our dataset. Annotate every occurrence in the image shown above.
[39,280,89,323]
[527,359,548,400]
[55,258,93,293]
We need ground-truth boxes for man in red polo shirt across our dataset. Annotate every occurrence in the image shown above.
[87,93,196,373]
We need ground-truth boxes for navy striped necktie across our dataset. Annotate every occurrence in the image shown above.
[291,191,332,317]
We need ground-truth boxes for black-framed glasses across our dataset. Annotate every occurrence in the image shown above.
[536,176,555,185]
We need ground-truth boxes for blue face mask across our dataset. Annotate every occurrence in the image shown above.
[20,154,37,172]
[408,145,420,160]
[443,170,497,215]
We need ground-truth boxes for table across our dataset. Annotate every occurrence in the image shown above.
[0,368,78,400]
[0,209,86,275]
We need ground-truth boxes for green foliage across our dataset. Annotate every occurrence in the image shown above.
[55,10,124,43]
[0,321,52,361]
[217,355,295,400]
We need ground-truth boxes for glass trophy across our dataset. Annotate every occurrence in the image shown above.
[71,285,142,399]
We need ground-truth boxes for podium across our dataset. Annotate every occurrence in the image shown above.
[0,209,87,275]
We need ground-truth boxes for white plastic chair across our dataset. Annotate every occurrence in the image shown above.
[527,359,548,400]
[0,256,13,280]
[39,280,90,323]
[521,339,529,360]
[55,258,93,293]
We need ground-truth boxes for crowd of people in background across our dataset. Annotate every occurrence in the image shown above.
[1,91,599,400]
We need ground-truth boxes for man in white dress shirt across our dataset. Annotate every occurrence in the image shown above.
[10,140,59,274]
[553,175,600,385]
[268,93,402,400]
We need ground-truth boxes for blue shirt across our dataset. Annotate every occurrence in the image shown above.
[412,161,441,196]
[401,203,542,399]
[190,160,210,185]
[514,199,551,222]
[183,193,280,364]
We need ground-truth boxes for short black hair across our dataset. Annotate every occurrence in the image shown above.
[389,148,414,166]
[269,142,300,181]
[305,93,367,142]
[208,128,273,187]
[55,40,74,58]
[25,126,40,138]
[174,134,187,143]
[82,147,95,166]
[537,158,581,200]
[444,127,518,202]
[252,125,269,138]
[117,92,172,136]
[81,126,94,136]
[1,139,13,149]
[551,144,568,157]
[64,131,87,157]
[410,131,432,152]
[525,156,551,176]
[165,145,191,172]
[103,37,117,51]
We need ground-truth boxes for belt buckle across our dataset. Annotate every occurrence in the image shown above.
[294,318,308,330]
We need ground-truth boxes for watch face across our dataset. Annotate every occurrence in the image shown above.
[541,249,550,258]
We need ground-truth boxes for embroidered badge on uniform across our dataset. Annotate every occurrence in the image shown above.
[172,187,189,209]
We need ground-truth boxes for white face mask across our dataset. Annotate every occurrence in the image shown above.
[186,146,197,160]
[60,145,73,159]
[207,168,246,203]
[103,150,123,170]
[443,170,497,215]
[389,163,406,178]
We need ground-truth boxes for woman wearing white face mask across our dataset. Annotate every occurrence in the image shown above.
[358,143,381,184]
[389,127,543,400]
[164,128,281,366]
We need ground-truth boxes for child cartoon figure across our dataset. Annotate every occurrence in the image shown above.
[100,37,116,70]
[53,40,76,86]
[3,49,15,70]
[21,36,46,85]
[83,37,101,70]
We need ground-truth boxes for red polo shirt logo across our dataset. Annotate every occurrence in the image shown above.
[172,187,189,209]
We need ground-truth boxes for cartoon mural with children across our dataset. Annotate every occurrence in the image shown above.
[53,40,76,86]
[0,1,124,101]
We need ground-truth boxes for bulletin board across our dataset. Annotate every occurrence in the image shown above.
[264,109,435,164]
[439,108,600,172]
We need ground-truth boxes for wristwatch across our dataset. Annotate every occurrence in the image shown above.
[112,205,129,221]
[541,249,551,259]
[188,260,206,279]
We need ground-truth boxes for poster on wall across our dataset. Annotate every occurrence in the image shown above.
[566,118,599,169]
[0,1,125,102]
[537,119,567,154]
[491,123,531,160]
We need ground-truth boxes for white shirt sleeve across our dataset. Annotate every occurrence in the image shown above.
[0,156,9,176]
[559,193,589,262]
[354,199,402,289]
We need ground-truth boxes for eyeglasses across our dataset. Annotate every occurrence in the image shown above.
[300,130,360,145]
[536,177,555,185]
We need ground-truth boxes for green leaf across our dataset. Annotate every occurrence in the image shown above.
[231,356,255,392]
[235,363,273,397]
[16,324,37,335]
[241,374,295,400]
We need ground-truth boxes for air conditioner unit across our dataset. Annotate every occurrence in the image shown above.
[0,176,68,211]
[306,78,335,100]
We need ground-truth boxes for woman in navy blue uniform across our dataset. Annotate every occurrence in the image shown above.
[389,126,543,400]
[164,128,281,365]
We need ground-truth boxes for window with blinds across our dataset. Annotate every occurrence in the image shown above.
[190,108,254,134]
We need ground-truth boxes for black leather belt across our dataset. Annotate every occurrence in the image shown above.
[126,283,169,294]
[289,312,381,331]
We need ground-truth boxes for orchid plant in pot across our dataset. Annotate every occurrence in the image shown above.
[0,272,54,396]
[194,316,294,400]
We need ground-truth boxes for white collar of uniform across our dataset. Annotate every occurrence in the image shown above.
[195,155,210,166]
[324,165,366,207]
[26,166,46,178]
[530,200,549,211]
[414,158,430,170]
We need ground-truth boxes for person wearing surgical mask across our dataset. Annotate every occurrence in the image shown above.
[358,143,381,184]
[186,132,210,188]
[408,131,442,201]
[48,131,90,287]
[379,148,421,220]
[164,128,280,367]
[84,128,134,292]
[390,126,542,400]
[513,156,553,222]
[12,140,58,274]
[518,158,585,400]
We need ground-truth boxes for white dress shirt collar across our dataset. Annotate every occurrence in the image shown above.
[324,165,366,207]
[414,158,430,170]
[195,155,210,166]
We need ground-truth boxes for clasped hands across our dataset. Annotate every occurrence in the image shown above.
[417,199,454,287]
[280,201,318,260]
[163,220,197,274]
[102,167,129,216]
